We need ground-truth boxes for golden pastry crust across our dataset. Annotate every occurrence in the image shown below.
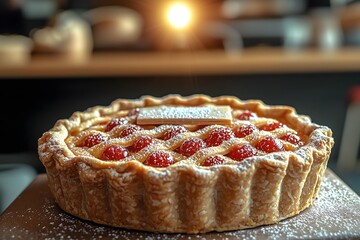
[38,94,334,233]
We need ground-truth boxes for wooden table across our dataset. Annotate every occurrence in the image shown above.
[1,48,360,78]
[1,170,360,239]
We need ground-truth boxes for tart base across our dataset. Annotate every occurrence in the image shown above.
[38,95,334,233]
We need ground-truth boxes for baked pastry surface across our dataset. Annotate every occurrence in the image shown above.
[38,95,334,233]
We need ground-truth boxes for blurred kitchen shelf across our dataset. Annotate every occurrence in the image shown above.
[1,48,360,78]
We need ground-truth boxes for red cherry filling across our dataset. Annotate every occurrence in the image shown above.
[237,111,257,120]
[205,127,235,147]
[179,138,206,157]
[202,155,225,166]
[226,144,257,161]
[101,145,129,160]
[83,133,108,148]
[105,117,128,132]
[280,133,302,145]
[120,125,142,138]
[133,136,153,152]
[235,124,256,138]
[256,136,283,153]
[144,151,174,168]
[163,126,187,140]
[260,122,284,131]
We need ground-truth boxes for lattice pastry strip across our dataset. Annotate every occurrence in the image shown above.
[66,114,304,167]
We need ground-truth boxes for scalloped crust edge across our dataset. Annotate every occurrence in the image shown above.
[38,94,334,233]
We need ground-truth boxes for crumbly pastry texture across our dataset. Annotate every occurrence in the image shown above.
[38,94,334,233]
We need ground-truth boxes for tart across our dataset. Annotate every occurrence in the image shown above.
[38,95,334,233]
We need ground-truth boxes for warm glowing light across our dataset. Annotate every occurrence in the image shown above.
[167,3,191,29]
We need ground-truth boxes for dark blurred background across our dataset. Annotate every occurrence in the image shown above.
[0,0,359,211]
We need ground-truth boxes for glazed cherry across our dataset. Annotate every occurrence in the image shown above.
[226,144,257,161]
[237,111,257,120]
[163,126,187,140]
[235,124,257,138]
[101,145,129,160]
[144,151,174,168]
[83,133,108,148]
[205,127,235,147]
[260,122,284,131]
[105,117,128,132]
[179,138,206,157]
[256,136,283,153]
[127,108,140,117]
[202,155,225,166]
[280,133,302,145]
[133,136,153,152]
[120,125,142,138]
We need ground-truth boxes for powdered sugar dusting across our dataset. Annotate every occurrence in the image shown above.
[1,171,359,240]
[137,106,232,125]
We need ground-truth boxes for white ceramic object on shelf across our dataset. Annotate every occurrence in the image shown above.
[0,35,33,65]
[85,6,143,49]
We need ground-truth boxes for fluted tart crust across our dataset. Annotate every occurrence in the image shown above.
[38,95,334,233]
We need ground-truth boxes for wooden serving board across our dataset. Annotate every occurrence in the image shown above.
[1,170,360,240]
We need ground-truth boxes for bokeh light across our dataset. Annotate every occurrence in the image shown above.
[167,3,191,29]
